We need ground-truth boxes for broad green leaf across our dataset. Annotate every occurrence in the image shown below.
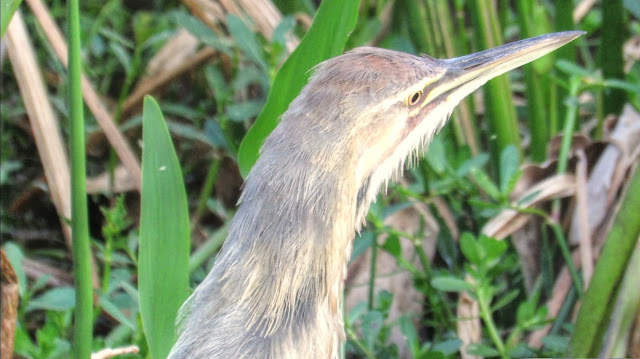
[139,96,190,359]
[1,0,24,38]
[237,0,361,177]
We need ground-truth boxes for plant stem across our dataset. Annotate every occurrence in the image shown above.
[368,232,378,310]
[477,286,507,359]
[68,0,93,357]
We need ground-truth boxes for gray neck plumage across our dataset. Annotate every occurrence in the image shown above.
[169,116,362,359]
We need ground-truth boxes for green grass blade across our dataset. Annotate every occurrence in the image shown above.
[0,0,23,37]
[516,0,552,162]
[139,96,190,359]
[67,0,93,357]
[237,0,361,177]
[468,0,521,167]
[600,0,628,116]
[553,0,575,133]
[569,164,640,357]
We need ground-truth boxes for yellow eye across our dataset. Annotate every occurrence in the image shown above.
[407,90,423,106]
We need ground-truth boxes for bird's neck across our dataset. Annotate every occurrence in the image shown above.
[197,131,360,357]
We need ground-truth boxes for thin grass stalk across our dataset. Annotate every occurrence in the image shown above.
[422,1,442,55]
[516,0,549,162]
[555,78,580,175]
[188,222,230,273]
[367,233,378,310]
[599,0,627,116]
[191,158,222,228]
[68,0,93,357]
[553,0,575,133]
[546,221,582,296]
[404,0,434,55]
[468,0,521,168]
[552,77,580,218]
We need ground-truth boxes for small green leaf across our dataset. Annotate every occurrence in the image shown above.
[376,290,393,312]
[431,276,472,292]
[470,168,501,201]
[491,288,520,312]
[226,100,265,122]
[456,153,490,177]
[478,235,507,261]
[99,294,136,330]
[499,145,520,194]
[556,60,595,79]
[347,301,368,324]
[543,334,569,353]
[399,316,419,355]
[361,310,384,350]
[174,11,231,55]
[227,14,267,71]
[432,338,462,355]
[460,232,481,264]
[466,343,500,357]
[382,234,401,258]
[26,287,75,312]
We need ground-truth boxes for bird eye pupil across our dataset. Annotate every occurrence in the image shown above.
[409,91,422,106]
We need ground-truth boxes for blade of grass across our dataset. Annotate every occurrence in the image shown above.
[553,0,575,133]
[468,0,521,169]
[570,164,640,357]
[139,96,190,359]
[600,0,628,116]
[68,0,93,357]
[237,0,361,177]
[516,1,552,162]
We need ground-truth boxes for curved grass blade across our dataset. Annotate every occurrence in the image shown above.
[139,96,190,359]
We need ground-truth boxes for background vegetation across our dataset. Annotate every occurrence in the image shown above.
[1,0,639,358]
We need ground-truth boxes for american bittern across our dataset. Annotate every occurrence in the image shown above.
[169,31,583,358]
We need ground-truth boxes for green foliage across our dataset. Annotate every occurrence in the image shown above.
[139,96,191,358]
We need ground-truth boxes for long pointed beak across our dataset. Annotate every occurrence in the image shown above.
[433,31,585,102]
